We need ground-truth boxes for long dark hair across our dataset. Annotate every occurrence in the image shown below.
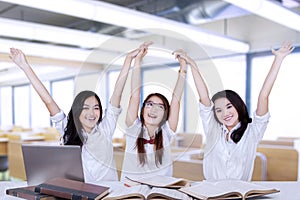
[136,93,170,166]
[63,90,103,146]
[211,90,252,143]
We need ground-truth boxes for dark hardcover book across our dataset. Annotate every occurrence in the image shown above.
[6,185,57,200]
[34,177,110,200]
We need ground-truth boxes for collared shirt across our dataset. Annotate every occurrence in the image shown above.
[120,118,175,181]
[50,103,122,185]
[199,102,270,181]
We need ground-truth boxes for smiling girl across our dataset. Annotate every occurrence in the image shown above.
[173,42,294,181]
[9,44,138,184]
[120,42,187,181]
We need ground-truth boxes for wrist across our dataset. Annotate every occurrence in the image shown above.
[178,69,187,74]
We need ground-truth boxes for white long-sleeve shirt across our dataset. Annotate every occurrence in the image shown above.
[50,103,122,185]
[120,118,175,181]
[200,102,270,181]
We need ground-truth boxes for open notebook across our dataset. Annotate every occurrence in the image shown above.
[22,144,84,186]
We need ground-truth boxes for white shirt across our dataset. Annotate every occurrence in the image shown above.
[199,102,270,181]
[120,118,175,181]
[50,103,122,184]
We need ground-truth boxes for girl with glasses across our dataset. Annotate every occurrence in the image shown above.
[120,42,187,181]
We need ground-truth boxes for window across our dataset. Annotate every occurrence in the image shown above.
[213,55,246,99]
[13,85,30,128]
[107,70,126,138]
[51,79,74,116]
[0,77,74,130]
[251,52,300,139]
[0,87,13,130]
[31,83,51,128]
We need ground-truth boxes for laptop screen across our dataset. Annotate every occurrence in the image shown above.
[22,144,84,186]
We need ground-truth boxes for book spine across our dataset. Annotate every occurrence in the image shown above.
[35,184,98,200]
[7,187,54,200]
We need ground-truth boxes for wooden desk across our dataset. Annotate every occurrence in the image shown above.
[253,181,300,200]
[0,138,8,155]
[1,181,300,199]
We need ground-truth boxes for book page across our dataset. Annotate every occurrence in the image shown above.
[103,185,151,200]
[213,180,279,197]
[126,175,189,188]
[148,187,193,200]
[179,180,279,199]
[179,182,241,199]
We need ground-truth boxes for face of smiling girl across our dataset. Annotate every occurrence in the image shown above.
[214,97,239,131]
[79,96,101,133]
[143,96,165,127]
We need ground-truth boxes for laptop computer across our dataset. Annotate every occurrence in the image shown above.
[22,144,85,186]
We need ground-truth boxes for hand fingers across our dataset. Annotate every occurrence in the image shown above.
[281,41,294,51]
[140,41,153,49]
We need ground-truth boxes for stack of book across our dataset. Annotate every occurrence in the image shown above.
[6,178,110,200]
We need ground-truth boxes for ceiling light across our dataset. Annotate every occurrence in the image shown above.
[0,38,125,65]
[0,17,109,49]
[0,17,179,62]
[0,0,249,53]
[0,38,177,67]
[223,0,300,32]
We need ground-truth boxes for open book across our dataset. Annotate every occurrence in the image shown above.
[179,179,280,200]
[103,184,192,200]
[124,175,190,189]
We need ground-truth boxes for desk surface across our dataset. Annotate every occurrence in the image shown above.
[1,181,300,199]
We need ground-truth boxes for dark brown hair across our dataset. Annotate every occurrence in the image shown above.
[63,90,103,146]
[212,89,252,143]
[136,93,170,166]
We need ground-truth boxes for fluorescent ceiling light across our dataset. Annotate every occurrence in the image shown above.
[0,38,175,67]
[0,38,91,62]
[223,0,300,32]
[0,38,125,65]
[0,0,249,53]
[0,17,109,49]
[0,17,177,61]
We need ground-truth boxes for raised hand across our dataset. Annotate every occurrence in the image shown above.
[271,41,295,58]
[9,48,29,70]
[135,41,153,60]
[172,49,188,61]
[127,41,153,59]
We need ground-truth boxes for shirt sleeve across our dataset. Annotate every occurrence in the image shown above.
[125,118,141,138]
[250,111,271,141]
[50,110,67,137]
[162,121,175,142]
[99,103,122,138]
[199,101,216,136]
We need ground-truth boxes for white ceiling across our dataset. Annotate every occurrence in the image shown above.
[0,0,299,85]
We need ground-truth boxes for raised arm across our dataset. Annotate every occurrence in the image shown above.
[125,42,153,127]
[109,48,135,108]
[173,50,211,107]
[9,48,60,116]
[256,41,294,116]
[166,50,188,131]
